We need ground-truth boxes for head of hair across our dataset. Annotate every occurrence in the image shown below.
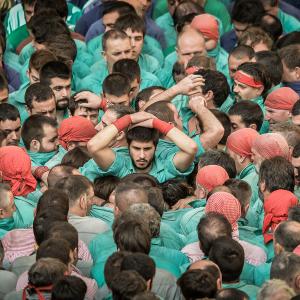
[0,103,20,122]
[260,13,283,43]
[115,13,145,36]
[61,146,90,169]
[229,45,255,60]
[29,49,57,73]
[54,175,92,207]
[186,54,216,71]
[197,212,232,256]
[147,187,165,216]
[51,275,87,300]
[36,189,69,216]
[27,258,67,287]
[228,101,264,131]
[276,32,300,49]
[292,101,300,117]
[132,292,160,300]
[145,102,175,125]
[288,205,300,222]
[112,59,141,83]
[25,82,55,109]
[21,114,57,150]
[257,279,296,300]
[107,104,135,120]
[120,173,158,188]
[36,238,71,265]
[94,176,120,201]
[239,26,273,50]
[216,288,249,300]
[126,127,159,147]
[34,0,68,19]
[259,156,295,193]
[231,0,264,24]
[274,221,300,252]
[172,61,186,83]
[255,51,283,86]
[110,270,147,300]
[177,269,218,299]
[160,178,193,207]
[135,86,166,111]
[47,164,78,188]
[278,45,300,71]
[121,253,155,281]
[271,122,300,148]
[102,29,129,52]
[103,73,131,97]
[0,70,8,93]
[198,150,237,178]
[210,109,231,145]
[173,0,204,26]
[209,237,245,282]
[39,61,71,86]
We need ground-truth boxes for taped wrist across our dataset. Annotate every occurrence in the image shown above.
[112,115,132,132]
[153,119,174,135]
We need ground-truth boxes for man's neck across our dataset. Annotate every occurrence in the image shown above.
[135,163,153,174]
[69,206,85,217]
[56,109,65,124]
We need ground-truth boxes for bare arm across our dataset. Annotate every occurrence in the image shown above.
[189,96,224,150]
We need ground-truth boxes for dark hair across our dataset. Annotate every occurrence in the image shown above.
[25,83,55,109]
[103,73,131,97]
[94,176,120,200]
[224,179,251,217]
[239,26,273,50]
[260,14,283,43]
[29,49,57,73]
[0,103,20,122]
[21,114,57,150]
[237,62,272,96]
[102,29,129,52]
[216,288,249,300]
[121,253,155,281]
[177,269,218,299]
[173,1,204,26]
[231,0,265,25]
[36,238,72,265]
[146,102,175,125]
[273,221,300,252]
[197,212,232,256]
[113,59,141,83]
[255,51,283,86]
[0,70,8,93]
[135,86,165,111]
[47,164,77,188]
[110,270,147,300]
[36,189,69,216]
[209,237,245,282]
[259,156,295,193]
[175,12,200,33]
[229,45,256,60]
[68,91,100,116]
[228,99,264,131]
[132,292,160,300]
[54,175,93,206]
[276,32,300,49]
[292,101,300,117]
[120,173,158,188]
[211,109,231,145]
[104,251,131,289]
[102,1,135,19]
[39,61,71,86]
[51,276,87,300]
[21,0,37,6]
[147,187,165,216]
[126,127,159,147]
[288,205,300,222]
[278,45,300,70]
[160,178,193,207]
[107,104,135,119]
[115,13,146,36]
[61,146,90,169]
[198,150,237,178]
[33,211,67,245]
[34,0,68,19]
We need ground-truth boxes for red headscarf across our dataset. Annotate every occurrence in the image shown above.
[206,192,241,232]
[226,128,259,157]
[191,14,219,41]
[58,116,97,150]
[252,133,290,161]
[263,189,298,244]
[196,165,229,192]
[265,87,299,111]
[0,146,37,196]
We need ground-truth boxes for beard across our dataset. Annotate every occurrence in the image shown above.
[56,98,69,110]
[132,158,152,170]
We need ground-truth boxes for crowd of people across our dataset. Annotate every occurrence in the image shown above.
[0,0,300,299]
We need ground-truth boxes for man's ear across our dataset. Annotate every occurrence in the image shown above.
[294,273,300,291]
[30,139,41,152]
[249,123,258,131]
[295,66,300,80]
[116,131,125,141]
[204,90,214,101]
[79,194,86,210]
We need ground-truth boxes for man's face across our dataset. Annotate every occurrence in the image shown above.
[0,118,21,146]
[74,106,99,126]
[177,33,207,67]
[49,77,71,110]
[129,140,156,170]
[39,124,59,152]
[96,109,117,131]
[262,2,278,16]
[291,155,300,186]
[233,80,262,101]
[125,0,151,16]
[124,29,144,61]
[282,62,298,82]
[28,67,40,85]
[167,0,181,15]
[0,88,8,103]
[23,3,35,23]
[265,107,290,129]
[105,93,130,107]
[228,55,250,79]
[103,11,120,32]
[29,97,57,119]
[233,21,249,39]
[0,191,16,219]
[103,38,132,71]
[229,114,247,132]
[129,78,140,100]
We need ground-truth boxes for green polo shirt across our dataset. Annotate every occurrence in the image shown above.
[13,196,37,229]
[180,206,206,236]
[44,146,68,169]
[278,8,300,33]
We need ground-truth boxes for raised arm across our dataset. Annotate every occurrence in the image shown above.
[189,96,224,150]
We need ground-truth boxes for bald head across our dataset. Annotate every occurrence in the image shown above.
[177,27,207,67]
[115,183,148,213]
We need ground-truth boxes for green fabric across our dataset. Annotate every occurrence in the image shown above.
[266,83,283,96]
[180,206,206,236]
[248,96,269,134]
[0,218,15,238]
[162,208,192,234]
[253,262,271,287]
[278,9,300,34]
[4,3,25,35]
[153,0,168,20]
[27,150,58,167]
[13,196,36,229]
[222,281,259,300]
[8,82,29,124]
[4,50,22,73]
[160,222,186,250]
[44,146,68,169]
[7,24,29,53]
[89,206,114,227]
[67,2,82,30]
[219,94,235,113]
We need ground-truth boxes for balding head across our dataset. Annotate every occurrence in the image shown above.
[47,164,80,188]
[176,27,207,67]
[114,183,148,214]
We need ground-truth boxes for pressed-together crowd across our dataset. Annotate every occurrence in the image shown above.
[0,0,300,299]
